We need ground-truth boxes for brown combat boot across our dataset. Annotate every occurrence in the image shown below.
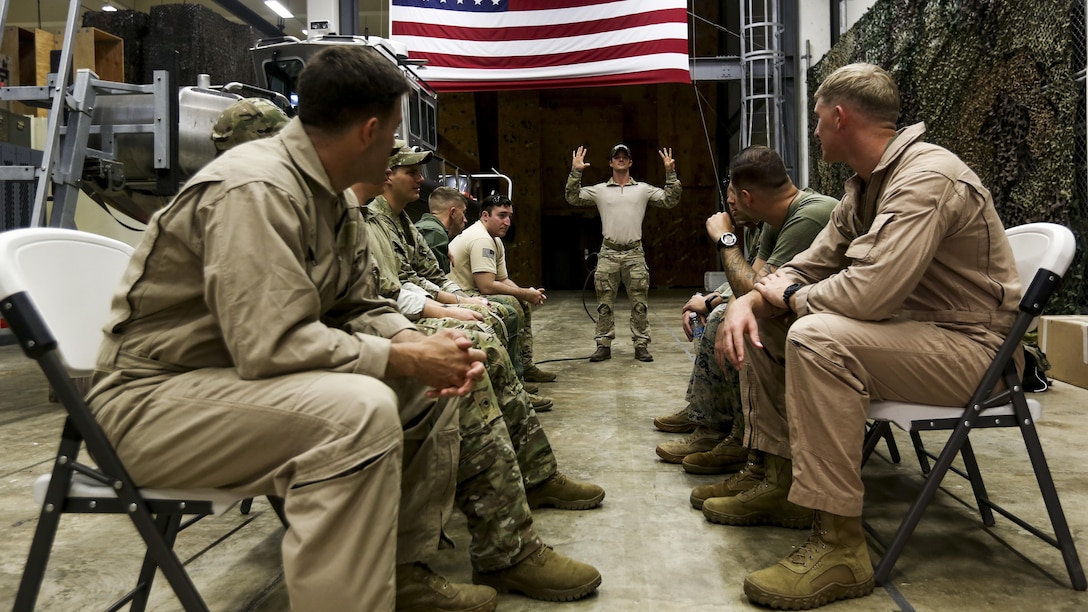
[523,382,540,394]
[396,562,498,612]
[528,392,553,412]
[652,407,698,433]
[589,346,611,362]
[474,545,602,602]
[743,511,875,609]
[523,364,557,382]
[526,471,605,510]
[682,435,749,474]
[634,346,654,362]
[655,425,725,463]
[690,449,765,510]
[701,453,813,529]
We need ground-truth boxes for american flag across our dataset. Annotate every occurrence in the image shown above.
[390,0,691,92]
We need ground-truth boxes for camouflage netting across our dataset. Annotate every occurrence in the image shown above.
[809,0,1087,314]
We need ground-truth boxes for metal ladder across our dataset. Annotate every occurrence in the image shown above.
[0,0,174,229]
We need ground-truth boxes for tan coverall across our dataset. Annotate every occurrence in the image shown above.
[87,119,459,610]
[742,122,1021,517]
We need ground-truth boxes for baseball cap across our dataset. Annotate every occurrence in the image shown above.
[211,98,289,152]
[610,143,631,158]
[389,141,434,168]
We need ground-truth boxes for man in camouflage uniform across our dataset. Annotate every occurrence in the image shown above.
[657,150,836,480]
[368,146,558,398]
[210,97,290,153]
[352,180,605,602]
[566,144,681,362]
[680,146,836,511]
[652,183,762,471]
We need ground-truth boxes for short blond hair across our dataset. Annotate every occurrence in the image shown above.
[815,63,900,125]
[428,186,465,214]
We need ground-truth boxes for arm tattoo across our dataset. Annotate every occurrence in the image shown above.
[720,247,759,296]
[756,264,778,279]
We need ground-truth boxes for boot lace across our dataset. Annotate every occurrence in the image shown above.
[786,517,828,566]
[547,472,569,487]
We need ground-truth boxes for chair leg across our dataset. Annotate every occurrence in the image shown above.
[874,421,972,586]
[127,513,184,612]
[124,501,209,611]
[910,430,930,474]
[15,430,81,611]
[882,427,901,463]
[240,497,254,515]
[957,437,996,526]
[862,421,887,466]
[1019,415,1087,590]
[14,493,66,610]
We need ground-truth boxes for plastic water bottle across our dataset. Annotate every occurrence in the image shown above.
[689,312,705,341]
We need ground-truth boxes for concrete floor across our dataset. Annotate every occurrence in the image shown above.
[1,289,1086,611]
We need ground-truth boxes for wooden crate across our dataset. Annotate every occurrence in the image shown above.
[1,27,58,117]
[74,27,123,82]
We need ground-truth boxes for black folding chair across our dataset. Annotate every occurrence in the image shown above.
[862,222,1086,591]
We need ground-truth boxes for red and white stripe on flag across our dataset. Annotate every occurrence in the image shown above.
[390,0,691,92]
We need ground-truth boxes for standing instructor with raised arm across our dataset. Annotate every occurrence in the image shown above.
[566,144,681,362]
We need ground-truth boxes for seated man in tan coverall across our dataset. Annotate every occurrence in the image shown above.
[87,46,497,611]
[714,63,1021,609]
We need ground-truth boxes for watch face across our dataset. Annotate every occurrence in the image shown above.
[719,233,738,248]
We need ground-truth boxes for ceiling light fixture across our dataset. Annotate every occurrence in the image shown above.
[264,1,294,19]
[102,3,117,11]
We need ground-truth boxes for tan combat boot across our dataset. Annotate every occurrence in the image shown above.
[527,392,553,412]
[743,511,875,609]
[652,407,698,433]
[701,453,813,528]
[682,435,748,474]
[474,545,602,602]
[690,449,764,509]
[523,364,557,382]
[396,562,498,612]
[655,425,726,463]
[526,471,605,510]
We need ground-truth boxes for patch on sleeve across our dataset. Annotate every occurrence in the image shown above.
[481,247,496,260]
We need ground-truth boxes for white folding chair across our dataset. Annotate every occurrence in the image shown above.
[862,222,1086,591]
[0,228,254,611]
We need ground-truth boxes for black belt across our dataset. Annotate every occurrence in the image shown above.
[602,238,641,251]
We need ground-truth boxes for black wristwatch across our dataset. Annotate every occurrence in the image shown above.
[704,294,717,313]
[782,283,803,313]
[717,232,739,250]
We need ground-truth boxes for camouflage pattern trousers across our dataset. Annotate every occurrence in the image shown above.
[458,301,523,377]
[594,244,650,348]
[686,302,744,438]
[415,318,557,571]
[464,292,536,372]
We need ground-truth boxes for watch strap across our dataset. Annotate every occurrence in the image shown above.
[782,283,803,313]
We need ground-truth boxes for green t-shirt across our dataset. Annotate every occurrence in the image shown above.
[415,213,451,273]
[757,189,838,268]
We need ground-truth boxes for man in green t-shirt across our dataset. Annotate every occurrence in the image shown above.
[415,186,468,273]
[655,147,837,506]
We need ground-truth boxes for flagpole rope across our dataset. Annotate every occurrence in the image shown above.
[688,3,732,212]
